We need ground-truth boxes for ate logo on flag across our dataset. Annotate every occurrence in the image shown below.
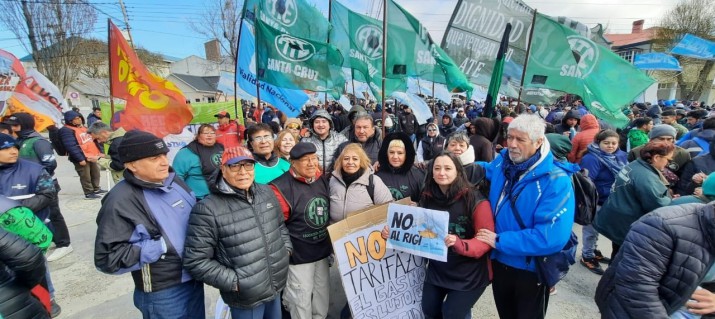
[561,35,600,79]
[355,25,383,60]
[275,35,315,62]
[264,0,298,27]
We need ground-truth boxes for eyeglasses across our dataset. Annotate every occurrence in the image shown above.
[252,135,273,143]
[286,124,300,129]
[200,132,216,135]
[227,162,255,172]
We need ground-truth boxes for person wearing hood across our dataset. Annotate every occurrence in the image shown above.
[95,130,205,318]
[58,110,104,199]
[476,114,575,319]
[417,123,446,163]
[445,132,486,188]
[567,114,601,163]
[246,123,289,184]
[214,110,245,149]
[172,124,225,200]
[554,109,581,136]
[332,113,383,170]
[453,108,469,127]
[439,114,456,137]
[376,132,426,202]
[270,143,331,319]
[678,117,715,158]
[469,118,499,163]
[301,109,347,171]
[87,122,126,184]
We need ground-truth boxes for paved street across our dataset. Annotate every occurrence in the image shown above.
[50,154,604,319]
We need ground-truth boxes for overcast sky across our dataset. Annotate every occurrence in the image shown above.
[0,0,681,59]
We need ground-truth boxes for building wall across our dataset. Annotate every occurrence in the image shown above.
[170,56,221,77]
[168,75,219,104]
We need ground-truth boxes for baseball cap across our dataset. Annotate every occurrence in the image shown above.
[222,146,255,165]
[214,110,230,118]
[1,115,20,126]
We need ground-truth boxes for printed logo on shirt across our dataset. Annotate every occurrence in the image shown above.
[305,196,329,229]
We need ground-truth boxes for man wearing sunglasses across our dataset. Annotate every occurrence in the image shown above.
[184,146,291,319]
[214,110,245,149]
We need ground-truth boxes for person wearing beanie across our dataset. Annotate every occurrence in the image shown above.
[58,110,105,199]
[95,129,205,318]
[267,142,331,319]
[301,109,348,171]
[214,110,245,149]
[11,112,73,264]
[628,124,691,193]
[183,143,291,318]
[439,114,456,137]
[283,118,302,136]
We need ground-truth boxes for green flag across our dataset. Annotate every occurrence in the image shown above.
[386,0,473,95]
[245,0,330,41]
[525,13,655,128]
[254,20,345,98]
[485,24,512,118]
[330,1,405,101]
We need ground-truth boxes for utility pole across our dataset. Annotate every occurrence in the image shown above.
[118,0,135,48]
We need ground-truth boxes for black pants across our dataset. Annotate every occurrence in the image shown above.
[611,243,621,261]
[49,179,71,247]
[421,281,486,319]
[492,260,549,319]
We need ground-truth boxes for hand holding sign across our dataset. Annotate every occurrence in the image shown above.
[386,203,450,262]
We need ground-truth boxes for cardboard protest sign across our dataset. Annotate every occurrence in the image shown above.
[386,203,449,262]
[328,199,426,319]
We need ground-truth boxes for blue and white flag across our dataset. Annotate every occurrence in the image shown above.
[236,21,308,117]
[390,92,432,125]
[634,53,682,71]
[670,34,715,60]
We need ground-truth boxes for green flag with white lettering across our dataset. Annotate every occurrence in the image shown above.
[387,0,473,96]
[245,0,330,41]
[254,20,345,98]
[525,13,655,128]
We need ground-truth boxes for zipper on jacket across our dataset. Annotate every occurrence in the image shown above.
[252,201,277,294]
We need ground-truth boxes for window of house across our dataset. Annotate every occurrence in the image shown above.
[207,97,216,103]
[195,98,201,103]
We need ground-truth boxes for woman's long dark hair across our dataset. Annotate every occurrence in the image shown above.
[420,151,477,209]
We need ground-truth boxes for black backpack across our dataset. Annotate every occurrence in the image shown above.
[48,126,68,156]
[572,168,598,225]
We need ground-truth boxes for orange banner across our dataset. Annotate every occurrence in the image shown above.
[6,96,56,132]
[108,20,193,137]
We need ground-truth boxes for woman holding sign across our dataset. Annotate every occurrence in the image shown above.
[382,151,494,318]
[376,132,426,202]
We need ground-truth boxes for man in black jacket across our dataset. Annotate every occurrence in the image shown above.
[270,143,331,319]
[399,105,419,143]
[94,130,204,318]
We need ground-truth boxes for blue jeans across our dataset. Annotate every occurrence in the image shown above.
[581,207,602,259]
[230,296,281,319]
[133,280,205,319]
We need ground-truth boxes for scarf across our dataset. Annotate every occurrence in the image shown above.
[342,168,365,187]
[186,141,224,186]
[503,149,542,192]
[586,143,625,176]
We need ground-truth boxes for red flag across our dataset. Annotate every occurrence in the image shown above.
[108,20,193,137]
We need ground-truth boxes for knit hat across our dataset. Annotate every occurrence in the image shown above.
[0,133,17,150]
[221,146,254,165]
[289,142,317,159]
[118,130,169,163]
[702,173,715,197]
[284,118,302,130]
[545,133,572,161]
[648,124,676,139]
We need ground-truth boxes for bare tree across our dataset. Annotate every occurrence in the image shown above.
[76,38,165,78]
[654,0,715,101]
[0,0,98,94]
[189,0,241,67]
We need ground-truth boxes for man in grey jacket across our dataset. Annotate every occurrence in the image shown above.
[301,109,347,171]
[184,146,291,318]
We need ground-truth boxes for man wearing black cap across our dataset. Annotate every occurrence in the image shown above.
[11,112,73,262]
[95,130,205,318]
[1,115,19,138]
[270,142,330,319]
[184,145,290,318]
[214,110,245,149]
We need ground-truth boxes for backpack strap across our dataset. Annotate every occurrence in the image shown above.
[367,174,375,204]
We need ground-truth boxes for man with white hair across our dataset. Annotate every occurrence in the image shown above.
[475,114,575,319]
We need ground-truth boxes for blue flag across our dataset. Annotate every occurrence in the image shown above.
[670,34,715,60]
[237,21,308,117]
[634,53,682,71]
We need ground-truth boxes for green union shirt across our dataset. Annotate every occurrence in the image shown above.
[254,158,290,184]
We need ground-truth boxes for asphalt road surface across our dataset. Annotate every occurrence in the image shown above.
[49,155,605,318]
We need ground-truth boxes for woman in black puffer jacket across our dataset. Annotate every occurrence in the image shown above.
[0,228,49,319]
[595,203,715,319]
[376,132,426,202]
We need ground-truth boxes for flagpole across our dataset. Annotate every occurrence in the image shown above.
[233,1,248,125]
[381,0,388,138]
[351,69,357,98]
[107,19,115,118]
[517,9,537,106]
[325,0,332,109]
[253,5,262,108]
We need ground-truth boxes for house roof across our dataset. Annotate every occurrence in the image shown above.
[171,73,220,93]
[605,27,658,48]
[69,75,110,97]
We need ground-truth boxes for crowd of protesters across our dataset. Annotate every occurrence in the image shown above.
[4,95,715,319]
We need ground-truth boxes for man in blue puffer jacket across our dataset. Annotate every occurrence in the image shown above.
[476,114,576,319]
